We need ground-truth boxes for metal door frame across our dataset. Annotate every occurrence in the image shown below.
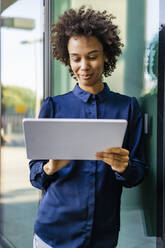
[157,0,165,246]
[43,0,53,98]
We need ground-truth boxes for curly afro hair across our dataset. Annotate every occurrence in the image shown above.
[50,6,123,78]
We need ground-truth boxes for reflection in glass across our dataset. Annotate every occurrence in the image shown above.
[0,0,43,247]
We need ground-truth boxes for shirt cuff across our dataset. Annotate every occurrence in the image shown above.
[115,161,133,181]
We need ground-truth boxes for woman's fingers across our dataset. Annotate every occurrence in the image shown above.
[96,155,128,173]
[103,147,129,156]
[95,147,129,173]
[53,159,70,167]
[95,152,129,162]
[44,159,71,175]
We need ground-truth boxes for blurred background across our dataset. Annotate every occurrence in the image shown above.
[0,1,43,247]
[0,0,164,247]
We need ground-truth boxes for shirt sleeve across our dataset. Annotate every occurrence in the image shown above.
[29,97,58,190]
[115,97,148,187]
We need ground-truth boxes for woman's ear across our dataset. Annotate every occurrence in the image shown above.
[104,55,108,63]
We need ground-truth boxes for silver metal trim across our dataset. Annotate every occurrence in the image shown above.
[144,113,148,134]
[44,0,52,98]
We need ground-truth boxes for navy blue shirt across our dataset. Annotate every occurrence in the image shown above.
[29,83,147,248]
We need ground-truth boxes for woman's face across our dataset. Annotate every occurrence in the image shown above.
[68,35,107,90]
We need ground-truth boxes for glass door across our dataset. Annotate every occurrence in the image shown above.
[0,0,43,247]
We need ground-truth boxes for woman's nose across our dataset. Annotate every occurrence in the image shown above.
[80,59,89,70]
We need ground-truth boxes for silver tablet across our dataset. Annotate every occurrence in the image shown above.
[23,118,127,160]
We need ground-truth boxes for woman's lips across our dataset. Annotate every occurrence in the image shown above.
[79,74,92,79]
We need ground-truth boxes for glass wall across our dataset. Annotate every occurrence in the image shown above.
[0,0,43,247]
[50,0,158,247]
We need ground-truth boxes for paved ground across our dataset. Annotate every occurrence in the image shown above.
[0,146,39,248]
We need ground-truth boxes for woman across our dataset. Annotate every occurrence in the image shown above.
[30,6,147,248]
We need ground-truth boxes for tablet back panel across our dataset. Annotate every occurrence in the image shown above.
[23,118,127,160]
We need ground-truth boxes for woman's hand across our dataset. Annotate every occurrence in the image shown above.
[95,147,129,173]
[43,159,71,175]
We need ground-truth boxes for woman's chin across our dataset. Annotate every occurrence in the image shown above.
[78,80,102,88]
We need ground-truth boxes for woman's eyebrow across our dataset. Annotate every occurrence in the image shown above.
[88,50,100,54]
[69,53,79,56]
[69,50,100,56]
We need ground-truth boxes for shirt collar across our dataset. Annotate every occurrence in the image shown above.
[72,83,111,103]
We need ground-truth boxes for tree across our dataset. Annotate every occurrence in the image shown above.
[1,85,36,115]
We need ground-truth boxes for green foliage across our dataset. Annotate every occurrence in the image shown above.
[1,85,36,113]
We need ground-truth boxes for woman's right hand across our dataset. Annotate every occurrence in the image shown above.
[43,159,70,175]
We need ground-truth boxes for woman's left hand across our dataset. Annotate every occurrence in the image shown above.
[95,147,129,173]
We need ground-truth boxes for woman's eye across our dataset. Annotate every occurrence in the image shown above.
[71,58,80,62]
[88,56,97,60]
[71,56,97,62]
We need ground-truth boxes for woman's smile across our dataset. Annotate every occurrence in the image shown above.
[79,73,93,80]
